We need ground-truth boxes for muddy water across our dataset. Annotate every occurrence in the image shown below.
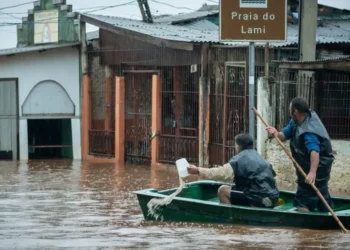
[0,160,349,250]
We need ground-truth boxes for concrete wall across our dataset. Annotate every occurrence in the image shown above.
[257,77,276,158]
[0,47,81,160]
[265,140,350,196]
[22,80,75,115]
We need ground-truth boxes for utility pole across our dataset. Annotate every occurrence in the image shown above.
[298,0,318,61]
[297,0,318,105]
[137,0,153,23]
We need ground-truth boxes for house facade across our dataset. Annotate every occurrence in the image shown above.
[80,1,350,167]
[0,0,81,160]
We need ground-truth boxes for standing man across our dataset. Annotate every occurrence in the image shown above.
[266,97,334,212]
[187,133,279,208]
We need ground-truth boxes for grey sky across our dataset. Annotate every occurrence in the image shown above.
[318,0,350,11]
[0,0,218,49]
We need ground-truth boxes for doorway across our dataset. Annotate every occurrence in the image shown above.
[124,71,153,163]
[0,79,18,160]
[27,119,73,159]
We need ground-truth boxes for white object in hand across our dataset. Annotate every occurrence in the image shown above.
[176,158,189,178]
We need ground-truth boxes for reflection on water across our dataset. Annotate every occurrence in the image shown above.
[0,160,349,249]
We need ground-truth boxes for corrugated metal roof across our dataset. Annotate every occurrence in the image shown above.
[283,21,350,46]
[82,14,254,46]
[82,14,350,48]
[197,4,219,12]
[274,55,350,64]
[0,42,80,56]
[153,1,349,25]
[153,10,218,24]
[179,19,218,31]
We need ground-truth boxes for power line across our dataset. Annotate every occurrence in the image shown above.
[83,1,137,14]
[0,1,35,11]
[149,0,196,11]
[0,11,21,20]
[0,0,199,19]
[0,0,218,27]
[0,4,138,16]
[0,1,138,26]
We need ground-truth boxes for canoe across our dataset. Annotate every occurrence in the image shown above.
[134,180,350,230]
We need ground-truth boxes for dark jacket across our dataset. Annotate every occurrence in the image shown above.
[229,149,279,207]
[290,110,334,185]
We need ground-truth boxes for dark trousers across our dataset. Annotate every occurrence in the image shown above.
[294,182,334,212]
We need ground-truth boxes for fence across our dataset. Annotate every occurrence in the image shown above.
[209,61,247,166]
[206,47,298,166]
[275,69,350,140]
[88,50,117,157]
[158,66,200,164]
[123,70,153,163]
[318,71,350,139]
[276,70,316,128]
[89,130,115,157]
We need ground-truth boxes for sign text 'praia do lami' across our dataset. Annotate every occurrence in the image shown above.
[220,0,287,42]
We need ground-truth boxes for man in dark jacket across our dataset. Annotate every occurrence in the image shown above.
[266,97,334,212]
[187,133,279,208]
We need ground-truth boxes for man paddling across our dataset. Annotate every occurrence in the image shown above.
[266,97,334,212]
[187,133,279,208]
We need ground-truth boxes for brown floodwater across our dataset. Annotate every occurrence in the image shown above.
[0,160,349,250]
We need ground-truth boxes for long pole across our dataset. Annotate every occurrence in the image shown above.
[249,42,255,145]
[252,107,349,233]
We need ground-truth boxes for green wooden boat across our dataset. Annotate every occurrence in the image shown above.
[134,180,350,230]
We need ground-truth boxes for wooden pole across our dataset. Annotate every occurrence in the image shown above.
[252,107,349,233]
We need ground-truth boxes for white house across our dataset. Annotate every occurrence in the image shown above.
[0,43,81,160]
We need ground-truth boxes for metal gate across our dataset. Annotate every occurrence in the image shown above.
[124,71,154,163]
[209,62,248,166]
[158,66,200,164]
[0,79,18,160]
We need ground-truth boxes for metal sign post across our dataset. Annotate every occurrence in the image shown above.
[219,0,287,144]
[249,42,255,141]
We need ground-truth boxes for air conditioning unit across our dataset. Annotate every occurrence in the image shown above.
[240,0,268,8]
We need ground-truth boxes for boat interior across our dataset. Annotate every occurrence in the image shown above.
[149,181,350,214]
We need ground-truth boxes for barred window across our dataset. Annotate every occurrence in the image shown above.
[240,0,267,8]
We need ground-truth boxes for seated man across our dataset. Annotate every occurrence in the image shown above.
[187,133,279,208]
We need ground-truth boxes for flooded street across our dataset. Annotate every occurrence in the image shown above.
[0,160,349,249]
